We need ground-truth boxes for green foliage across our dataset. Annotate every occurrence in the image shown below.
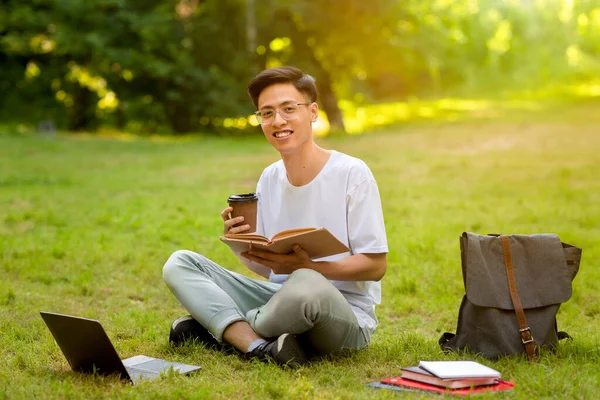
[1,0,600,133]
[0,0,254,133]
[1,100,599,398]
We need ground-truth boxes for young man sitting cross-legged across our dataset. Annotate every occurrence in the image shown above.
[162,66,388,367]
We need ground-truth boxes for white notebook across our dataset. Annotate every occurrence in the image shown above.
[418,361,501,379]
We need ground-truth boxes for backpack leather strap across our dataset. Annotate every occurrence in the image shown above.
[500,235,537,360]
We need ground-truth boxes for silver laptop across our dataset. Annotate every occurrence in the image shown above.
[40,311,201,384]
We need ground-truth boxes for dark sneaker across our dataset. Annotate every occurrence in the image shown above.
[169,315,221,348]
[246,333,308,367]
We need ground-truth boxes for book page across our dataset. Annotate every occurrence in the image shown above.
[224,233,269,243]
[220,227,349,260]
[271,227,316,241]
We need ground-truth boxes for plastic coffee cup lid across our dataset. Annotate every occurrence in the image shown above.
[228,192,258,204]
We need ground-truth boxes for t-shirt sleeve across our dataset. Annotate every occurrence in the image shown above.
[346,177,388,255]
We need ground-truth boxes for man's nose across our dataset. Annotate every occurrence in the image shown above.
[271,110,287,126]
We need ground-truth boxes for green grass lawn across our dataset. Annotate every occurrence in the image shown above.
[1,100,599,399]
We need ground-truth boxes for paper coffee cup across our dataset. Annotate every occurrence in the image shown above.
[228,192,258,233]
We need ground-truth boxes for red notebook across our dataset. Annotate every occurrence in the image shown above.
[379,377,515,396]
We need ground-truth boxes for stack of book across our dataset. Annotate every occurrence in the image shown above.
[374,361,514,396]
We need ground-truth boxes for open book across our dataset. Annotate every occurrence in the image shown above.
[220,227,350,260]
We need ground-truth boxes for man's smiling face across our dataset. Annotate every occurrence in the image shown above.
[257,83,318,155]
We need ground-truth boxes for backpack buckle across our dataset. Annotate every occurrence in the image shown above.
[519,327,534,344]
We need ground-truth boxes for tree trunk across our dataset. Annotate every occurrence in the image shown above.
[277,10,347,134]
[68,84,94,131]
[165,102,192,134]
[246,0,256,53]
[115,102,126,130]
[245,0,260,75]
[316,73,346,133]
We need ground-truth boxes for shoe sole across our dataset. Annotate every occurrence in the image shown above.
[170,315,213,347]
[170,315,229,351]
[274,334,308,367]
[169,315,198,345]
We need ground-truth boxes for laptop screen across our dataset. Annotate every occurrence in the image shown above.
[40,312,131,381]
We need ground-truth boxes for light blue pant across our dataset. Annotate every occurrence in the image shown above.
[162,250,368,355]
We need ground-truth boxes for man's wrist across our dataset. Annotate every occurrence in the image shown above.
[304,260,326,275]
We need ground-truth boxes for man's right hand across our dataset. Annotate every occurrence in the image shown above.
[221,207,251,235]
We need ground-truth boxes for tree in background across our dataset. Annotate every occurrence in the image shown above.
[1,0,599,134]
[255,0,403,133]
[1,0,253,133]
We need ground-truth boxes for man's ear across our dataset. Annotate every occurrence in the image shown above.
[310,102,319,123]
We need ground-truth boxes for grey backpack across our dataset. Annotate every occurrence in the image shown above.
[439,232,582,360]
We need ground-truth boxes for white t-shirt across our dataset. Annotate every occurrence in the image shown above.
[255,150,388,333]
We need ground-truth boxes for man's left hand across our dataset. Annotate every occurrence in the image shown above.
[241,244,311,275]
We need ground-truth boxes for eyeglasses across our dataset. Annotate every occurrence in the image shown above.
[254,103,311,125]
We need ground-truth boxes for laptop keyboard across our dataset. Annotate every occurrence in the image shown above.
[131,359,176,371]
[125,366,161,382]
[123,356,201,383]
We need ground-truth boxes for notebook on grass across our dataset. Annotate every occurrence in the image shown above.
[40,311,201,385]
[418,360,501,379]
[372,378,514,396]
[399,366,497,389]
